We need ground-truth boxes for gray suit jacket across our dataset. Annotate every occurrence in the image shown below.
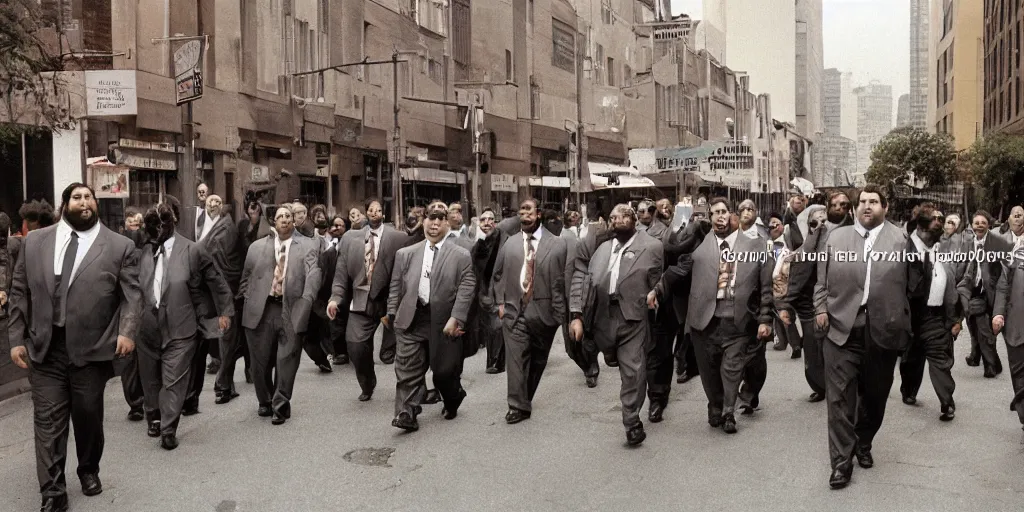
[329,224,402,316]
[492,227,568,329]
[575,231,663,330]
[7,224,142,365]
[139,235,234,348]
[813,221,911,350]
[688,230,774,332]
[197,216,242,291]
[645,220,670,242]
[387,240,476,331]
[994,257,1024,347]
[239,235,320,334]
[175,205,204,242]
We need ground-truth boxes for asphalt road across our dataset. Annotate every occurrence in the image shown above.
[2,330,1024,512]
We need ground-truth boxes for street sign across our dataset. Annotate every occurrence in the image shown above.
[174,40,204,105]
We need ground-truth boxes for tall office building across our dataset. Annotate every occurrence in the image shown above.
[795,0,824,139]
[816,68,857,186]
[910,0,930,128]
[854,82,894,183]
[823,68,843,136]
[897,94,912,127]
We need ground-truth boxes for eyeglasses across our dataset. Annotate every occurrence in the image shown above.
[426,211,447,221]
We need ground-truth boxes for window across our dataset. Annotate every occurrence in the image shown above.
[607,57,615,87]
[551,19,575,73]
[528,0,534,35]
[416,0,447,35]
[506,50,513,81]
[429,59,443,84]
[623,64,632,87]
[452,0,471,65]
[602,0,613,24]
[530,77,540,119]
[257,0,283,93]
[595,44,605,84]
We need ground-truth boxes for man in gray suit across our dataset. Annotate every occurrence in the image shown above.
[493,198,568,424]
[814,184,912,490]
[239,206,320,425]
[8,183,142,512]
[960,210,1011,376]
[562,211,602,388]
[326,198,402,400]
[136,203,234,449]
[638,200,669,241]
[993,243,1024,432]
[570,204,662,446]
[175,182,208,242]
[387,202,476,431]
[677,197,774,435]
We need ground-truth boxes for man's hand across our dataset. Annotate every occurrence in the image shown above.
[218,316,231,332]
[10,346,28,369]
[326,301,339,320]
[647,290,658,309]
[115,336,135,357]
[569,318,584,342]
[381,315,390,328]
[757,323,772,341]
[0,290,7,307]
[815,312,829,332]
[993,315,1005,335]
[779,310,792,326]
[443,318,464,337]
[498,305,504,320]
[951,322,962,337]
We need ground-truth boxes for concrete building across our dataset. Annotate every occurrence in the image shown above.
[981,0,1023,135]
[823,68,843,136]
[911,0,930,129]
[897,93,912,127]
[795,0,824,140]
[931,0,983,148]
[854,81,894,183]
[812,134,857,187]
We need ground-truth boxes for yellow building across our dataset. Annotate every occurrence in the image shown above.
[931,0,983,148]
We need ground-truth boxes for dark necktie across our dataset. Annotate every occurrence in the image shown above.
[54,232,79,327]
[523,236,536,304]
[196,208,206,239]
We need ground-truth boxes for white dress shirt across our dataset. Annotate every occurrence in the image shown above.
[911,232,947,307]
[520,228,543,293]
[54,219,101,280]
[974,234,988,286]
[272,236,292,296]
[194,206,206,238]
[198,214,219,241]
[418,238,447,304]
[743,225,761,240]
[854,222,883,306]
[153,237,175,307]
[608,233,637,295]
[717,230,739,252]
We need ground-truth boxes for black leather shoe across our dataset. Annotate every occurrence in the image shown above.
[676,371,695,384]
[442,389,468,420]
[604,354,619,367]
[722,415,737,434]
[486,366,500,374]
[993,360,1004,375]
[808,392,825,403]
[738,404,754,416]
[206,359,220,374]
[648,402,664,423]
[984,366,996,378]
[773,340,786,351]
[902,395,917,405]
[271,414,287,425]
[215,391,239,405]
[940,404,955,422]
[965,353,980,367]
[181,401,199,416]
[585,375,598,388]
[392,412,419,431]
[127,408,144,422]
[317,361,333,373]
[160,434,179,450]
[244,368,253,383]
[39,495,68,512]
[855,447,874,468]
[505,408,531,424]
[708,415,723,428]
[80,473,102,496]
[257,405,273,417]
[331,354,349,365]
[358,392,373,402]
[380,350,396,364]
[791,348,802,359]
[423,389,441,404]
[626,423,646,446]
[147,421,161,438]
[829,468,851,489]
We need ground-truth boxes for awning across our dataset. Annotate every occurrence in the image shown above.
[401,167,466,185]
[588,162,639,176]
[591,174,656,189]
[527,176,570,188]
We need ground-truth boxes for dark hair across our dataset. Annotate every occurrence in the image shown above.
[364,197,382,212]
[769,212,783,223]
[125,206,141,218]
[58,183,97,215]
[18,199,55,225]
[520,197,540,210]
[828,191,850,205]
[708,196,731,212]
[162,195,183,224]
[144,202,178,231]
[972,210,993,225]
[857,184,889,208]
[0,212,10,237]
[481,207,494,215]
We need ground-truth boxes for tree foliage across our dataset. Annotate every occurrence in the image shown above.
[865,127,958,193]
[0,0,72,144]
[964,133,1024,215]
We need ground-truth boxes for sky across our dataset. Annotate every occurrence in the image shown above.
[671,0,911,118]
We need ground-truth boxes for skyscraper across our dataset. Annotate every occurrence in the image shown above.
[855,82,894,184]
[795,0,824,139]
[910,0,929,129]
[897,94,911,128]
[823,68,843,136]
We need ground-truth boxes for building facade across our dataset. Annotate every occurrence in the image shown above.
[854,81,894,183]
[898,93,912,127]
[795,0,824,140]
[933,0,984,148]
[911,0,931,129]
[981,0,1021,135]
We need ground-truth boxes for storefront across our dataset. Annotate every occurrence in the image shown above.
[527,176,571,211]
[91,137,178,229]
[488,174,518,211]
[401,167,467,209]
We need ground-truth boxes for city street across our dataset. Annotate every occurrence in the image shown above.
[2,331,1024,512]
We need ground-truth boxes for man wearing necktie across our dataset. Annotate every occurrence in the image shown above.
[570,204,662,445]
[897,205,961,421]
[779,207,828,402]
[327,198,401,401]
[492,198,568,424]
[239,206,320,425]
[959,211,1010,377]
[8,183,142,512]
[135,203,233,449]
[992,229,1024,433]
[310,215,351,367]
[387,202,476,431]
[814,185,912,490]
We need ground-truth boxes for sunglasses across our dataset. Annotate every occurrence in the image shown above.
[426,211,447,221]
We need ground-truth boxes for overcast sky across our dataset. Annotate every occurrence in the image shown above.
[671,0,910,116]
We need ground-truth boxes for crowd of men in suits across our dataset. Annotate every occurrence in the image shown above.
[8,179,1024,512]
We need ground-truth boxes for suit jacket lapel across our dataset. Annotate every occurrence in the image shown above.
[534,228,551,268]
[409,243,425,294]
[72,227,107,285]
[41,227,56,297]
[592,242,611,291]
[161,236,184,300]
[617,241,644,285]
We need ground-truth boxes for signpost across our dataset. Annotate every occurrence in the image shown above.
[174,40,204,105]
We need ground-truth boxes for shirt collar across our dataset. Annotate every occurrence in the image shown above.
[854,221,883,239]
[368,224,384,237]
[910,231,931,253]
[975,233,987,246]
[772,234,785,245]
[717,229,739,249]
[525,227,543,241]
[163,236,176,252]
[614,233,638,252]
[429,235,447,251]
[58,218,101,242]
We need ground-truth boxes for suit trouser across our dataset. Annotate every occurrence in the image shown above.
[565,318,599,379]
[119,351,145,412]
[646,310,677,406]
[1005,343,1024,425]
[481,309,506,370]
[823,313,901,471]
[28,327,113,498]
[774,316,802,350]
[137,335,198,436]
[394,304,466,418]
[738,340,768,408]
[594,304,649,429]
[347,311,382,395]
[302,315,332,367]
[246,300,303,417]
[215,298,247,396]
[691,317,759,419]
[899,308,956,407]
[184,337,216,407]
[801,319,826,395]
[380,326,397,360]
[329,304,350,357]
[504,314,558,412]
[966,309,1001,369]
[674,328,699,377]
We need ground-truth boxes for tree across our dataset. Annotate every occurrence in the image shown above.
[0,0,73,145]
[965,134,1024,217]
[865,127,958,193]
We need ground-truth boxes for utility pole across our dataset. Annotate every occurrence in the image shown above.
[472,101,483,217]
[574,18,584,209]
[391,49,402,224]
